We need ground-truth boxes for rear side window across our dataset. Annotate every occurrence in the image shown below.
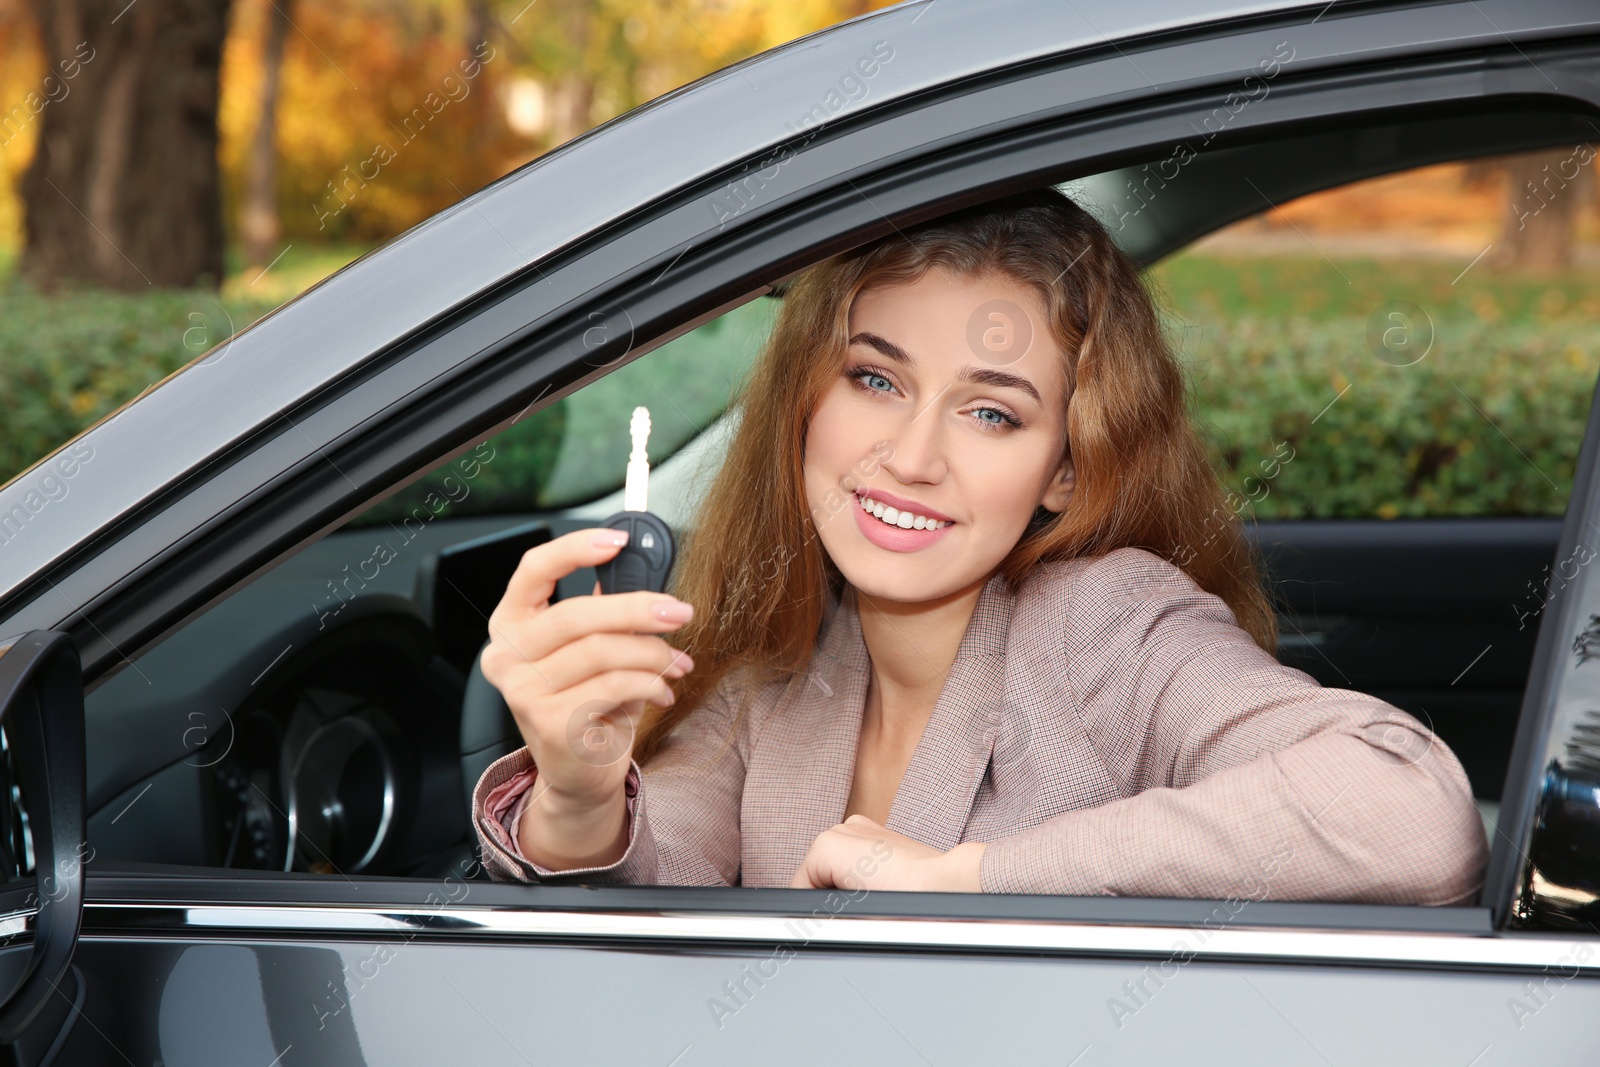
[1083,146,1600,520]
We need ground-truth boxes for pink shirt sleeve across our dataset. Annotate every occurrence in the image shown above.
[475,756,644,878]
[471,677,749,885]
[978,547,1489,905]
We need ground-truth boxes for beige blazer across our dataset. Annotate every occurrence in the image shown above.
[472,547,1489,904]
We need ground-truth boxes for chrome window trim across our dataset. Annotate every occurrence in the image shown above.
[67,902,1600,974]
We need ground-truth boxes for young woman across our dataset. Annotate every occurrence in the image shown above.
[470,187,1488,903]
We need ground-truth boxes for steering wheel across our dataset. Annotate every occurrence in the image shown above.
[213,594,466,876]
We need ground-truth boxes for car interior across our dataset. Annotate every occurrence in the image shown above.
[78,111,1598,900]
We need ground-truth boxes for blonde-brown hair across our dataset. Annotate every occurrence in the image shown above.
[634,186,1277,765]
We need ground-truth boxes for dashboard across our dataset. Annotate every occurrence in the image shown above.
[83,513,599,877]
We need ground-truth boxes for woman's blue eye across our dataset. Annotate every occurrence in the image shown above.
[848,367,898,394]
[972,406,1023,430]
[850,366,1021,429]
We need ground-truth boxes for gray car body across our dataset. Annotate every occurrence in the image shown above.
[0,0,1598,1063]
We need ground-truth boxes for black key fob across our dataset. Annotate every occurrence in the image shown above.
[595,511,676,595]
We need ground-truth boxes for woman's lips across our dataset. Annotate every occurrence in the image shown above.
[855,487,954,523]
[851,489,956,553]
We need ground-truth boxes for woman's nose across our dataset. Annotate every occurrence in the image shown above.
[878,401,949,484]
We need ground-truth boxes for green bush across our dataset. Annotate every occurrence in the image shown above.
[0,244,375,484]
[1151,253,1600,519]
[0,286,279,483]
[4,252,1596,523]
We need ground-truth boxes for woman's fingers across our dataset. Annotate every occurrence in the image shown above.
[483,525,694,679]
[489,531,691,639]
[534,587,694,646]
[789,819,944,891]
[483,589,693,681]
[492,660,678,724]
[532,632,694,694]
[493,527,635,626]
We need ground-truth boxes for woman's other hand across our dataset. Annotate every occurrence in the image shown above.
[789,814,986,892]
[479,527,695,868]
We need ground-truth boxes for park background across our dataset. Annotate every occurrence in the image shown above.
[0,0,1596,522]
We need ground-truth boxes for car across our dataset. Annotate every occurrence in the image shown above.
[0,0,1597,1062]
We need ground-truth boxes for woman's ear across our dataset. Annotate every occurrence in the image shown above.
[1039,457,1075,514]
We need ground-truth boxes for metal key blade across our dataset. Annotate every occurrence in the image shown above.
[623,406,651,513]
[597,404,675,596]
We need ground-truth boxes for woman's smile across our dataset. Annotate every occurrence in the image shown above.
[852,487,957,552]
[855,486,954,527]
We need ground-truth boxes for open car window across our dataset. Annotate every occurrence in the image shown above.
[79,136,1599,905]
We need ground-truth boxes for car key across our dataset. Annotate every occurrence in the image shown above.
[595,406,677,595]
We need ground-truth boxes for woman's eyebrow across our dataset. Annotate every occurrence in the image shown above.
[849,330,1043,405]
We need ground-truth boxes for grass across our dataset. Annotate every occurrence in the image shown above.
[1150,251,1600,324]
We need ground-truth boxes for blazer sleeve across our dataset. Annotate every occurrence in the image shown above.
[978,547,1491,905]
[471,678,750,885]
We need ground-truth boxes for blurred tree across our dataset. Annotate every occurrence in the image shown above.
[0,3,43,249]
[240,0,292,267]
[20,0,232,290]
[213,0,901,248]
[1491,146,1594,274]
[493,0,895,149]
[222,0,525,243]
[1464,147,1596,274]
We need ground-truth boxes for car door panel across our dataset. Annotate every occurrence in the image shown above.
[53,933,1600,1066]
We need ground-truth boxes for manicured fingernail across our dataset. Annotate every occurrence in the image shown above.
[653,599,694,623]
[593,530,628,547]
[664,651,694,676]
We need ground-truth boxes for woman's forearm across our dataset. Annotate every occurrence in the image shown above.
[516,785,631,871]
[979,728,1487,902]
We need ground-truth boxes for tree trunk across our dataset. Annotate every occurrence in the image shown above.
[241,0,291,268]
[549,0,595,148]
[20,0,233,291]
[1491,146,1591,274]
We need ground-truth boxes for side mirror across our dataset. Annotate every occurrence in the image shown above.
[0,631,86,1065]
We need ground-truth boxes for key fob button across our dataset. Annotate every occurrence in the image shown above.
[637,528,666,568]
[617,554,648,592]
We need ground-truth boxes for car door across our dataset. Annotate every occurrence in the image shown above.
[2,2,1599,1065]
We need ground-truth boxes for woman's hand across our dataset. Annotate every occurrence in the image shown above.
[789,814,986,893]
[479,527,695,868]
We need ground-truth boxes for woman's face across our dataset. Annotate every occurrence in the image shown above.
[803,267,1075,605]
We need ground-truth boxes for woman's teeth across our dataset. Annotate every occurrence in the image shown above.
[858,493,951,530]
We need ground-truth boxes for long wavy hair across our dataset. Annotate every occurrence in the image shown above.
[633,185,1278,765]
